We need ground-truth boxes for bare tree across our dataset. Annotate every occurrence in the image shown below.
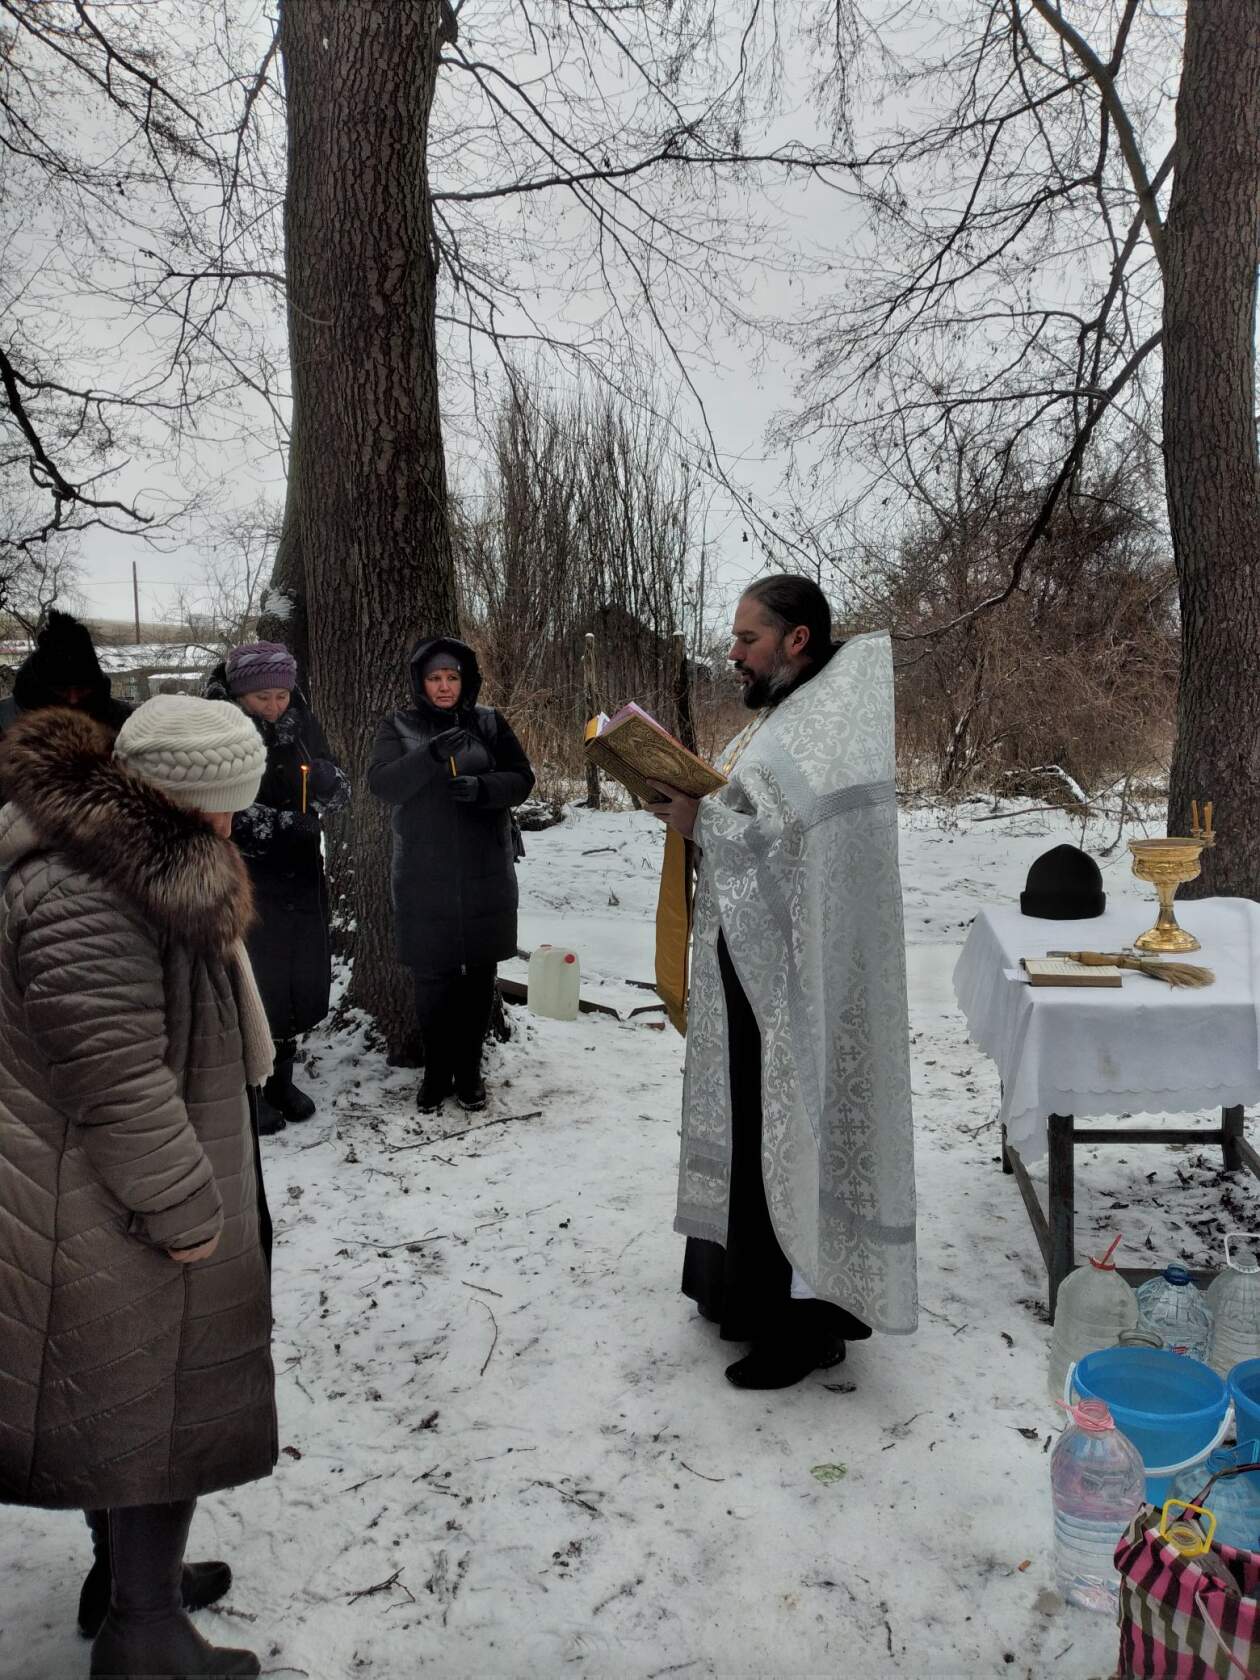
[784,0,1260,890]
[0,1,287,556]
[457,373,716,790]
[260,1,878,1051]
[174,498,281,659]
[868,438,1177,796]
[268,0,459,1050]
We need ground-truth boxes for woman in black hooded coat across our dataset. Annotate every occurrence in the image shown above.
[368,636,534,1113]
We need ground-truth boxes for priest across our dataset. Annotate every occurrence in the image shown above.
[647,575,918,1388]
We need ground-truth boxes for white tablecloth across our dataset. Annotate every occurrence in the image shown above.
[952,897,1260,1160]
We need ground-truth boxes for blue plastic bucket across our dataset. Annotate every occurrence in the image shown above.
[1071,1346,1230,1503]
[1229,1360,1260,1444]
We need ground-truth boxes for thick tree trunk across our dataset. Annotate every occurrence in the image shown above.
[278,0,459,1053]
[256,440,309,683]
[1165,4,1260,896]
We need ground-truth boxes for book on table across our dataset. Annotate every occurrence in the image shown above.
[1021,957,1124,988]
[583,703,727,805]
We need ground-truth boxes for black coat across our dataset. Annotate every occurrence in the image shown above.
[206,668,350,1038]
[368,637,535,977]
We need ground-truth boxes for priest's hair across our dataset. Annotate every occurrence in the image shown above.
[741,574,835,668]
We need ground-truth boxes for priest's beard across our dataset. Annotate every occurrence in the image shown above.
[739,647,800,710]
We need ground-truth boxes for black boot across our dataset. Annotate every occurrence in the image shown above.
[255,1091,286,1136]
[264,1041,316,1123]
[453,970,493,1112]
[90,1500,259,1677]
[724,1301,853,1391]
[414,1008,455,1114]
[79,1511,233,1639]
[416,1065,452,1114]
[455,1076,487,1113]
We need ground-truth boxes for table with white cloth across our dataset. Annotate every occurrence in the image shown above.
[952,897,1260,1318]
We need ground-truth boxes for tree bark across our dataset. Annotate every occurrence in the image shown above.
[278,0,459,1052]
[1165,3,1260,896]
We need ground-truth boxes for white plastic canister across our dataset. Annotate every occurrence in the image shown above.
[527,944,581,1021]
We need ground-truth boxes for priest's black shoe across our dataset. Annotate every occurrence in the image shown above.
[725,1335,846,1390]
[417,1071,452,1114]
[456,1077,487,1113]
[79,1559,233,1639]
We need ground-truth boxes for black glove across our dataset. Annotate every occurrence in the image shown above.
[305,758,341,800]
[429,726,469,762]
[449,775,481,804]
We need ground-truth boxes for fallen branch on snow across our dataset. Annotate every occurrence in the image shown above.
[347,1567,414,1606]
[386,1111,543,1153]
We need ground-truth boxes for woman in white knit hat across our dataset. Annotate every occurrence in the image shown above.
[0,695,275,1679]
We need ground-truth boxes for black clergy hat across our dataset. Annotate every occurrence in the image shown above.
[1020,844,1106,920]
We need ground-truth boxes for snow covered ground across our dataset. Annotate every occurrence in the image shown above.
[7,798,1260,1680]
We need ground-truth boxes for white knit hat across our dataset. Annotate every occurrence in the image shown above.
[113,694,267,812]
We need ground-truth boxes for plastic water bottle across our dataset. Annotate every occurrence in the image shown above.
[1115,1328,1163,1350]
[1169,1441,1260,1551]
[1207,1235,1260,1376]
[526,944,580,1021]
[1048,1235,1137,1403]
[1051,1399,1147,1612]
[1136,1265,1212,1360]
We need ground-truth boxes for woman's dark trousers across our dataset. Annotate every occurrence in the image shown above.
[412,964,497,1097]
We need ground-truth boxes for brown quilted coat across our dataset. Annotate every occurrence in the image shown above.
[0,709,277,1510]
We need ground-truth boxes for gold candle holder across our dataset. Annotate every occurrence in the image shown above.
[1128,831,1214,953]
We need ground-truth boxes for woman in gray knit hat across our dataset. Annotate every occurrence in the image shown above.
[0,695,276,1678]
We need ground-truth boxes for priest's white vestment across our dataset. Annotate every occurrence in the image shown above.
[674,631,918,1334]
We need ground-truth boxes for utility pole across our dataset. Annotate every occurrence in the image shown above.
[132,560,141,645]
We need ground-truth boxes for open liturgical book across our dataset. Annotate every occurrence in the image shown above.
[584,703,727,806]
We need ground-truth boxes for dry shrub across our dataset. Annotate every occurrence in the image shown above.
[454,378,716,798]
[859,456,1178,796]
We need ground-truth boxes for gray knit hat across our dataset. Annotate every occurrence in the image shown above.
[113,694,267,812]
[421,647,463,679]
[226,640,297,697]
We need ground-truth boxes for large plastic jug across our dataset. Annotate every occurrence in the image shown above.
[1051,1398,1146,1612]
[1169,1440,1260,1551]
[1208,1234,1260,1376]
[1048,1235,1137,1403]
[527,944,580,1021]
[1136,1265,1212,1360]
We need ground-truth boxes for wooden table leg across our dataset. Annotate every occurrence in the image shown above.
[1223,1105,1245,1173]
[1048,1113,1075,1322]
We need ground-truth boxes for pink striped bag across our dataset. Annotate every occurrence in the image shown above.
[1115,1467,1260,1679]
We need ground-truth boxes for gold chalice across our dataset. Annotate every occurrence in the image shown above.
[1128,835,1213,953]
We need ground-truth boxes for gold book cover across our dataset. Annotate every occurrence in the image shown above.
[584,704,727,805]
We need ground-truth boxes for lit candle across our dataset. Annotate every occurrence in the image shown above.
[300,764,309,815]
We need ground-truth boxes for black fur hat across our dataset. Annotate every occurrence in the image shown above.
[1020,844,1105,920]
[13,610,109,712]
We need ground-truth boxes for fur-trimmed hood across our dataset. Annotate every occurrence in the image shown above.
[0,707,254,955]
